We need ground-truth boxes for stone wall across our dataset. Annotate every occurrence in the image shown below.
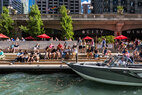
[0,41,77,50]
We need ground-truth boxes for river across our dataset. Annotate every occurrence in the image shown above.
[0,73,141,95]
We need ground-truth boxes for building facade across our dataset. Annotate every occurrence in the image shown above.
[0,0,3,14]
[11,0,23,14]
[35,0,81,14]
[21,0,29,14]
[91,0,142,14]
[1,0,29,14]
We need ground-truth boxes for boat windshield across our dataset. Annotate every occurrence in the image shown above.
[104,56,130,67]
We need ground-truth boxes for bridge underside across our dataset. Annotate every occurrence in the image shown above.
[15,20,142,38]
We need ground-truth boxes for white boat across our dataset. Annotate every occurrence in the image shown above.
[63,56,142,86]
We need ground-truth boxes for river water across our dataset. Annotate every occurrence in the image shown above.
[0,73,142,95]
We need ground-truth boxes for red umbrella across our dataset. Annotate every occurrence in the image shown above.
[114,35,128,39]
[83,36,93,40]
[25,36,35,40]
[0,33,9,38]
[37,34,50,39]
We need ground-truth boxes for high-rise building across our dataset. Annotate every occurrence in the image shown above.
[35,0,81,14]
[21,0,29,14]
[91,0,142,14]
[3,0,9,7]
[11,0,23,14]
[0,0,3,14]
[2,0,29,14]
[2,0,23,14]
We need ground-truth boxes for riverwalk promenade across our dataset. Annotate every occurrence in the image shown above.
[0,53,141,73]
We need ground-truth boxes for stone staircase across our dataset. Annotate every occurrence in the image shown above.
[0,53,107,65]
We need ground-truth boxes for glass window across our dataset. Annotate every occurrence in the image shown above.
[130,9,135,13]
[130,1,135,7]
[121,0,127,5]
[113,0,118,5]
[113,7,117,12]
[138,2,142,7]
[123,7,127,12]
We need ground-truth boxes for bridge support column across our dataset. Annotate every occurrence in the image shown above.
[115,22,124,36]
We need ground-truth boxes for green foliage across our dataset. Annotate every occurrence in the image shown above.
[0,6,14,37]
[20,5,44,37]
[98,35,115,43]
[117,6,124,14]
[60,5,74,40]
[117,6,123,11]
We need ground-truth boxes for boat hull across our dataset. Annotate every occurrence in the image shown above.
[68,63,142,86]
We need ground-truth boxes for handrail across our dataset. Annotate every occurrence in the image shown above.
[1,14,142,20]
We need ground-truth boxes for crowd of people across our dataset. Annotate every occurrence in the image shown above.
[0,37,141,63]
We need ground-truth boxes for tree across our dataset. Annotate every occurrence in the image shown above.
[117,6,124,15]
[0,6,14,37]
[60,5,74,40]
[20,5,44,37]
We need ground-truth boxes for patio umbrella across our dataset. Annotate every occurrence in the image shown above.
[83,36,93,40]
[114,35,128,40]
[25,36,35,40]
[0,33,9,38]
[37,34,50,39]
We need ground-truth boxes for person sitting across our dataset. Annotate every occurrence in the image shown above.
[94,49,99,60]
[56,48,61,59]
[21,37,25,41]
[44,46,49,59]
[27,51,35,62]
[23,50,29,62]
[118,57,127,66]
[14,43,19,53]
[8,43,14,53]
[51,46,56,59]
[15,50,24,62]
[49,43,53,49]
[0,49,5,59]
[16,37,20,41]
[55,37,59,41]
[62,47,68,59]
[87,45,93,59]
[66,46,71,59]
[133,50,139,60]
[34,51,40,62]
[11,38,15,41]
[138,50,142,60]
[34,43,40,52]
[57,43,63,50]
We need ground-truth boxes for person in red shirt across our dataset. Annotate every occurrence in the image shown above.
[57,43,63,49]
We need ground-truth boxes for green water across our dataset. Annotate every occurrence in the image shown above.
[0,73,142,95]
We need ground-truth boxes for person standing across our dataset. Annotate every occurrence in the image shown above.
[101,38,106,53]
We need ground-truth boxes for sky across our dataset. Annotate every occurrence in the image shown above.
[81,0,91,14]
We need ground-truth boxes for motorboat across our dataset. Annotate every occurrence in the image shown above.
[63,56,142,86]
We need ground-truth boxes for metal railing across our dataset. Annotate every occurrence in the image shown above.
[5,14,142,20]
